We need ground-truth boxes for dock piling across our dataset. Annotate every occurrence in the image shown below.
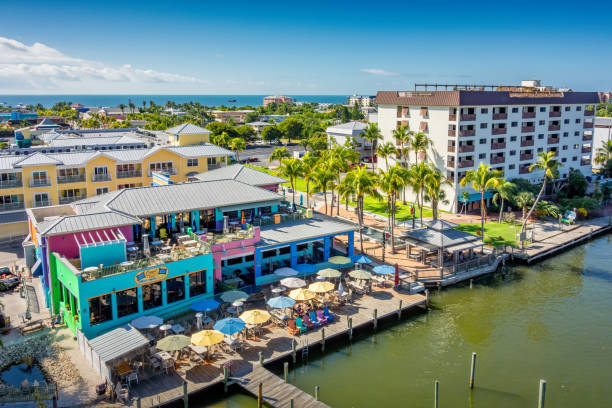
[258,351,264,365]
[136,397,141,408]
[397,300,403,320]
[469,352,476,389]
[425,289,430,307]
[284,362,289,383]
[321,328,326,352]
[348,317,353,340]
[434,380,439,408]
[315,385,319,401]
[290,398,294,408]
[373,309,378,330]
[538,379,546,408]
[223,365,229,392]
[291,339,297,363]
[182,381,188,408]
[258,382,263,408]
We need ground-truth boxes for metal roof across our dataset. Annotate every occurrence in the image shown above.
[194,164,287,186]
[40,210,140,236]
[49,135,143,147]
[166,123,211,135]
[326,121,368,135]
[0,156,23,171]
[165,144,233,158]
[0,210,27,225]
[422,219,459,231]
[403,227,479,249]
[14,152,63,167]
[259,215,356,246]
[88,325,149,364]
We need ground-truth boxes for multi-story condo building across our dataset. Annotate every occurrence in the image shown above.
[347,93,375,108]
[377,81,599,212]
[263,95,293,107]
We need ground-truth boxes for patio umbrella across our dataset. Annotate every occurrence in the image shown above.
[219,290,248,303]
[156,335,191,351]
[308,281,335,293]
[294,264,316,274]
[214,317,246,335]
[241,211,245,225]
[274,267,298,277]
[338,281,346,295]
[353,254,372,264]
[349,270,373,280]
[288,288,316,301]
[267,296,295,309]
[317,268,341,279]
[328,256,352,265]
[190,299,220,312]
[280,277,307,288]
[191,330,224,347]
[130,315,163,329]
[240,309,271,325]
[372,265,395,275]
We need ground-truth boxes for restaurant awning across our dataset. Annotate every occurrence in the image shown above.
[458,191,494,203]
[89,324,149,365]
[403,227,480,250]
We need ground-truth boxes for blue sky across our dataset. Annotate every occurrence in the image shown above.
[1,0,610,94]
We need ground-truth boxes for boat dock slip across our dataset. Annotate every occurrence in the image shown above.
[235,366,329,408]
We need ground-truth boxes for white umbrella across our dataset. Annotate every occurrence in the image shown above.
[131,315,163,329]
[274,267,298,277]
[280,277,306,288]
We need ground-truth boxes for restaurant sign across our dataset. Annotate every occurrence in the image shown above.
[134,266,169,285]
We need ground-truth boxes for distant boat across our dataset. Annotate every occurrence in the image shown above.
[228,98,237,102]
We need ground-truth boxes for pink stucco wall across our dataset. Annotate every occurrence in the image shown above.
[211,227,260,282]
[48,225,134,259]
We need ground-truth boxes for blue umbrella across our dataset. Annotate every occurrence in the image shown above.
[353,254,372,264]
[267,296,295,309]
[214,317,246,335]
[294,263,317,274]
[372,265,395,275]
[190,299,220,312]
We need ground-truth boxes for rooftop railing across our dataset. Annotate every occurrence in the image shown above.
[0,179,22,189]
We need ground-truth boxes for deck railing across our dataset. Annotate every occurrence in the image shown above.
[0,384,56,403]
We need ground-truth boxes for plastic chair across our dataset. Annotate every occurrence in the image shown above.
[308,312,322,327]
[288,319,300,335]
[295,317,308,334]
[323,307,336,323]
[316,310,328,325]
[302,314,316,329]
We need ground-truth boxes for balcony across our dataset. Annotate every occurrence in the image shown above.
[446,160,455,168]
[490,156,505,164]
[449,114,457,121]
[583,134,593,141]
[581,159,591,166]
[0,202,24,212]
[419,122,428,131]
[519,167,530,174]
[420,108,428,117]
[459,129,475,137]
[30,178,51,188]
[520,153,533,161]
[581,146,591,154]
[460,114,476,121]
[492,127,507,135]
[584,110,594,116]
[0,179,23,189]
[491,142,506,150]
[549,111,561,118]
[448,129,456,137]
[522,125,536,133]
[492,113,507,120]
[520,139,535,147]
[59,196,86,205]
[447,145,455,153]
[522,111,536,119]
[446,176,454,183]
[31,200,51,208]
[548,124,561,131]
[458,160,474,169]
[148,168,178,176]
[458,145,475,153]
[583,122,593,129]
[57,174,86,184]
[92,174,112,182]
[117,170,143,179]
[547,137,559,144]
[207,163,222,170]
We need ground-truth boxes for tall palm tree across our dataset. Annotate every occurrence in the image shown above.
[338,174,356,211]
[408,162,433,225]
[268,146,290,166]
[330,145,358,215]
[301,152,319,208]
[311,164,335,215]
[492,180,516,223]
[376,142,397,170]
[279,158,303,205]
[228,137,246,162]
[521,152,561,239]
[363,123,382,169]
[118,103,126,115]
[392,124,412,165]
[378,165,408,251]
[459,163,503,240]
[345,166,380,252]
[424,168,451,220]
[409,132,432,163]
[594,140,612,165]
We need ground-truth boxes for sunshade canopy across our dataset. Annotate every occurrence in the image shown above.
[191,330,224,346]
[280,277,307,288]
[190,299,220,312]
[218,290,248,303]
[289,288,316,301]
[214,317,246,335]
[156,335,191,351]
[267,296,295,309]
[372,265,395,275]
[308,281,335,293]
[328,256,352,265]
[274,267,298,277]
[349,270,373,280]
[240,309,271,325]
[130,315,163,329]
[317,268,342,278]
[353,254,372,264]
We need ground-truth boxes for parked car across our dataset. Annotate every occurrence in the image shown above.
[248,157,260,163]
[362,156,377,163]
[0,267,19,290]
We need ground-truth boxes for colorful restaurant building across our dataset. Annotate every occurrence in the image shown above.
[26,169,356,338]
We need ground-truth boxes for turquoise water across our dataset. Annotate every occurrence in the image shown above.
[203,234,612,407]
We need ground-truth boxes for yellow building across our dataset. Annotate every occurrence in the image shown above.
[0,144,232,238]
[166,123,212,146]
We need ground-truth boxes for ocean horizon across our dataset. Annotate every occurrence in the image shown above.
[0,94,351,108]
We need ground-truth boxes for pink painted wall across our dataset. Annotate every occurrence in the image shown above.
[213,246,255,282]
[259,184,280,192]
[48,225,134,259]
[211,227,260,281]
[209,227,260,253]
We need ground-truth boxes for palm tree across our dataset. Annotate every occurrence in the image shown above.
[279,158,303,205]
[515,191,535,221]
[330,145,358,215]
[301,153,318,208]
[268,146,290,166]
[363,123,382,169]
[376,142,397,170]
[338,174,356,211]
[118,103,126,115]
[492,180,516,223]
[408,162,433,225]
[392,124,412,165]
[345,166,380,252]
[378,165,408,251]
[311,164,335,215]
[409,131,432,163]
[424,168,451,220]
[459,163,503,240]
[213,131,231,148]
[228,137,246,162]
[594,140,612,165]
[521,152,561,239]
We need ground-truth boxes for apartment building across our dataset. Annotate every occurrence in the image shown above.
[377,81,599,212]
[347,93,375,108]
[0,144,232,238]
[263,95,293,107]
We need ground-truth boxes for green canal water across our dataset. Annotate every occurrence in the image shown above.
[202,234,612,407]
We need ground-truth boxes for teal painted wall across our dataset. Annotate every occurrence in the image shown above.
[80,243,126,269]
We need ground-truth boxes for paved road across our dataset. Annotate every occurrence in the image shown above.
[240,143,305,165]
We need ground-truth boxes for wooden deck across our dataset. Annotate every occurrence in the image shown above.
[235,366,329,408]
[127,288,427,408]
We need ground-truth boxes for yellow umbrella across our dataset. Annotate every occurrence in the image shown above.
[308,281,335,293]
[191,330,224,346]
[288,288,316,301]
[328,256,352,265]
[239,309,271,325]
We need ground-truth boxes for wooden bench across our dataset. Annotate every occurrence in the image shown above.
[20,320,44,335]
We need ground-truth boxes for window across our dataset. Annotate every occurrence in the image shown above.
[94,166,108,175]
[117,163,135,172]
[480,123,488,129]
[60,189,83,200]
[573,144,579,149]
[89,294,112,326]
[33,193,49,206]
[574,131,580,136]
[96,187,109,195]
[562,145,568,151]
[537,147,544,153]
[142,282,162,310]
[572,156,578,161]
[511,122,518,127]
[166,275,185,304]
[510,150,516,156]
[564,119,570,124]
[512,107,519,113]
[576,106,582,111]
[149,161,173,172]
[479,153,486,159]
[207,157,218,167]
[118,183,139,189]
[563,132,568,137]
[481,108,488,114]
[227,257,242,265]
[562,158,567,163]
[262,249,276,258]
[297,244,308,251]
[539,120,545,126]
[187,158,198,167]
[538,134,544,139]
[479,139,486,144]
[509,164,515,170]
[540,107,546,112]
[116,287,138,318]
[58,168,81,178]
[279,246,291,255]
[565,106,571,111]
[510,136,517,142]
[189,269,207,297]
[575,118,581,124]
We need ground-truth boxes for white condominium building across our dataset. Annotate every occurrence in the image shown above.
[376,81,599,212]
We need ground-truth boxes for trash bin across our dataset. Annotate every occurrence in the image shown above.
[274,214,281,224]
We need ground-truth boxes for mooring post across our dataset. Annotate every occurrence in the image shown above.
[315,385,319,401]
[283,361,289,383]
[258,382,263,408]
[425,289,430,307]
[397,300,403,320]
[538,379,546,408]
[182,381,188,408]
[470,279,473,289]
[136,397,141,408]
[373,308,378,330]
[348,317,353,340]
[259,351,264,365]
[290,398,294,408]
[469,352,476,389]
[321,328,326,352]
[223,365,229,392]
[292,339,297,363]
[434,380,439,408]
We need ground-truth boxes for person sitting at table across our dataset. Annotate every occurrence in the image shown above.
[459,252,464,262]
[294,304,304,316]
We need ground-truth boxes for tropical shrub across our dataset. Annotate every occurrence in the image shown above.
[502,212,516,223]
[559,197,599,213]
[576,208,588,220]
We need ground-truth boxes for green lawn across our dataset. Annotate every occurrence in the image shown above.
[245,164,309,192]
[456,221,521,247]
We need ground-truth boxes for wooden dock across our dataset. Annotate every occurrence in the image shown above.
[234,366,329,408]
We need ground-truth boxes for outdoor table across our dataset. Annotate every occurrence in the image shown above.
[127,246,138,253]
[182,240,197,247]
[153,351,172,361]
[177,234,190,242]
[151,240,163,247]
[271,288,283,295]
[116,361,133,377]
[226,306,241,315]
[171,323,185,334]
[161,245,172,253]
[189,345,207,355]
[159,324,172,335]
[156,253,171,262]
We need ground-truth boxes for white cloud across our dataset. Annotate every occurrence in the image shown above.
[360,68,399,76]
[0,37,209,92]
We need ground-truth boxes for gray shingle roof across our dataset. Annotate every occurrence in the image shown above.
[166,123,211,135]
[194,164,287,186]
[259,215,356,246]
[40,210,140,236]
[88,325,149,364]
